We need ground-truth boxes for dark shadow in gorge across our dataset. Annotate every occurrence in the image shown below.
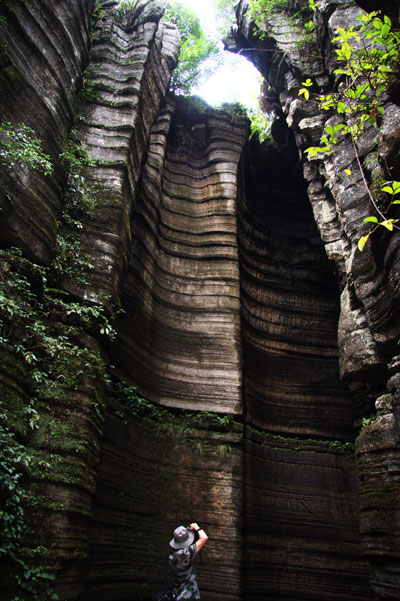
[238,130,352,438]
[238,129,375,601]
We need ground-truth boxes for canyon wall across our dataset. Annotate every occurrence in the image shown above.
[0,0,399,600]
[227,0,400,598]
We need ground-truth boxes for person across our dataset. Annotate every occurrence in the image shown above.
[168,522,208,600]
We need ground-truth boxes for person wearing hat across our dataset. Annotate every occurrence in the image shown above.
[168,522,208,600]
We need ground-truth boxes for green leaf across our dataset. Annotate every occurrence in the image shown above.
[380,220,394,231]
[299,88,310,100]
[344,168,352,176]
[305,145,331,157]
[363,216,378,223]
[165,2,219,95]
[305,146,320,158]
[358,235,369,251]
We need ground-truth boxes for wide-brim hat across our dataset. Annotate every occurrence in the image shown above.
[170,525,195,549]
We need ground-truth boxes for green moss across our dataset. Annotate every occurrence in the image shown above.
[245,424,355,455]
[27,448,96,491]
[26,492,65,513]
[368,480,400,515]
[29,412,91,455]
[111,381,243,439]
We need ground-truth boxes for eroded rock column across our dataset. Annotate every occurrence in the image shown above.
[114,98,248,413]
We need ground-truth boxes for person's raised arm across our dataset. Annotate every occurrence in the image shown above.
[190,522,208,552]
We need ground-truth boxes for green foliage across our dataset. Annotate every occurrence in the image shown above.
[246,0,287,39]
[304,11,400,154]
[115,0,136,18]
[0,424,28,558]
[0,123,53,176]
[214,0,237,36]
[165,1,219,95]
[111,381,241,435]
[113,382,170,423]
[0,422,58,600]
[79,69,102,103]
[300,18,316,46]
[246,0,314,40]
[246,424,355,455]
[0,245,116,597]
[93,0,106,21]
[299,10,400,249]
[59,133,97,219]
[248,108,273,143]
[357,179,400,250]
[0,249,113,410]
[52,133,99,285]
[114,0,140,30]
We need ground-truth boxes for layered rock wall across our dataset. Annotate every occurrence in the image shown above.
[238,135,371,600]
[0,1,180,599]
[114,97,248,413]
[86,405,243,601]
[243,432,371,601]
[1,0,399,600]
[61,0,180,307]
[0,0,93,262]
[227,0,400,597]
[239,137,352,438]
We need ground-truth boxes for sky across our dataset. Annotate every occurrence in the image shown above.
[177,0,261,108]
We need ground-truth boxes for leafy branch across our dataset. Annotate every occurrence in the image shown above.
[0,123,53,176]
[165,1,219,95]
[298,10,400,250]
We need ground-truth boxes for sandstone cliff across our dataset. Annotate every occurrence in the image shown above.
[0,0,399,600]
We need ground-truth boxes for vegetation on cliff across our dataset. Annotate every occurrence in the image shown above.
[299,9,400,249]
[164,1,219,94]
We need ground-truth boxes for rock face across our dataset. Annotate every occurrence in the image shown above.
[0,0,92,262]
[60,0,180,307]
[227,0,400,598]
[114,97,248,413]
[1,0,400,600]
[85,407,244,601]
[239,137,352,439]
[0,1,180,599]
[243,432,369,601]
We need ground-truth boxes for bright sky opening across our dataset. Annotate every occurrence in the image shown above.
[178,0,261,108]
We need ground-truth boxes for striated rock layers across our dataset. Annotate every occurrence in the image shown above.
[0,0,399,600]
[227,0,400,598]
[0,1,180,599]
[0,0,93,262]
[114,97,248,413]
